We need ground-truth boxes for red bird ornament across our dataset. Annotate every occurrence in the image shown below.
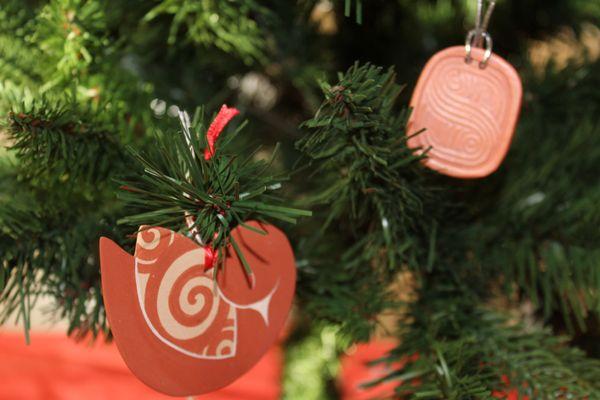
[99,221,296,396]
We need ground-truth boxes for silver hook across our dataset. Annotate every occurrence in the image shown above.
[465,29,493,68]
[465,0,496,67]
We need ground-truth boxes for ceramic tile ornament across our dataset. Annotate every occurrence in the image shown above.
[407,0,522,178]
[99,221,296,396]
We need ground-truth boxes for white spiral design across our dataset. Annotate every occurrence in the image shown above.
[138,228,161,250]
[156,249,221,340]
[134,228,239,359]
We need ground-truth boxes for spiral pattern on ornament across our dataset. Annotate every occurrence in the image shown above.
[138,228,161,250]
[136,227,175,266]
[156,249,221,341]
[420,60,507,169]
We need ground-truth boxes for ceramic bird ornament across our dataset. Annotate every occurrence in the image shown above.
[99,221,296,396]
[99,105,298,396]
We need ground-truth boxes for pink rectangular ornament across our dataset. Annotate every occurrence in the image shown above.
[407,46,522,178]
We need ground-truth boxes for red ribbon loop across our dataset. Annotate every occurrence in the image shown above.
[204,246,217,270]
[201,105,239,271]
[204,105,240,160]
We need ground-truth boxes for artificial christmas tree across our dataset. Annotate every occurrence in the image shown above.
[0,0,599,398]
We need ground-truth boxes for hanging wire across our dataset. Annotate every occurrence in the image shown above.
[178,109,207,246]
[476,0,497,46]
[465,0,497,68]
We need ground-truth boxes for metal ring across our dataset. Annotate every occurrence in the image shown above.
[464,29,493,68]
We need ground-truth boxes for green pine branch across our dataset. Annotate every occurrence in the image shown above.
[118,106,311,271]
[295,62,437,340]
[372,278,600,399]
[0,0,146,335]
[144,0,271,64]
[0,2,43,96]
[32,0,109,92]
[6,100,128,184]
[0,160,127,340]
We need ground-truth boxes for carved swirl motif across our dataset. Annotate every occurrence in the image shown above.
[420,61,505,167]
[408,47,522,178]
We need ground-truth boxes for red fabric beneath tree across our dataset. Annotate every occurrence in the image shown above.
[338,340,400,400]
[0,334,532,399]
[0,332,282,400]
